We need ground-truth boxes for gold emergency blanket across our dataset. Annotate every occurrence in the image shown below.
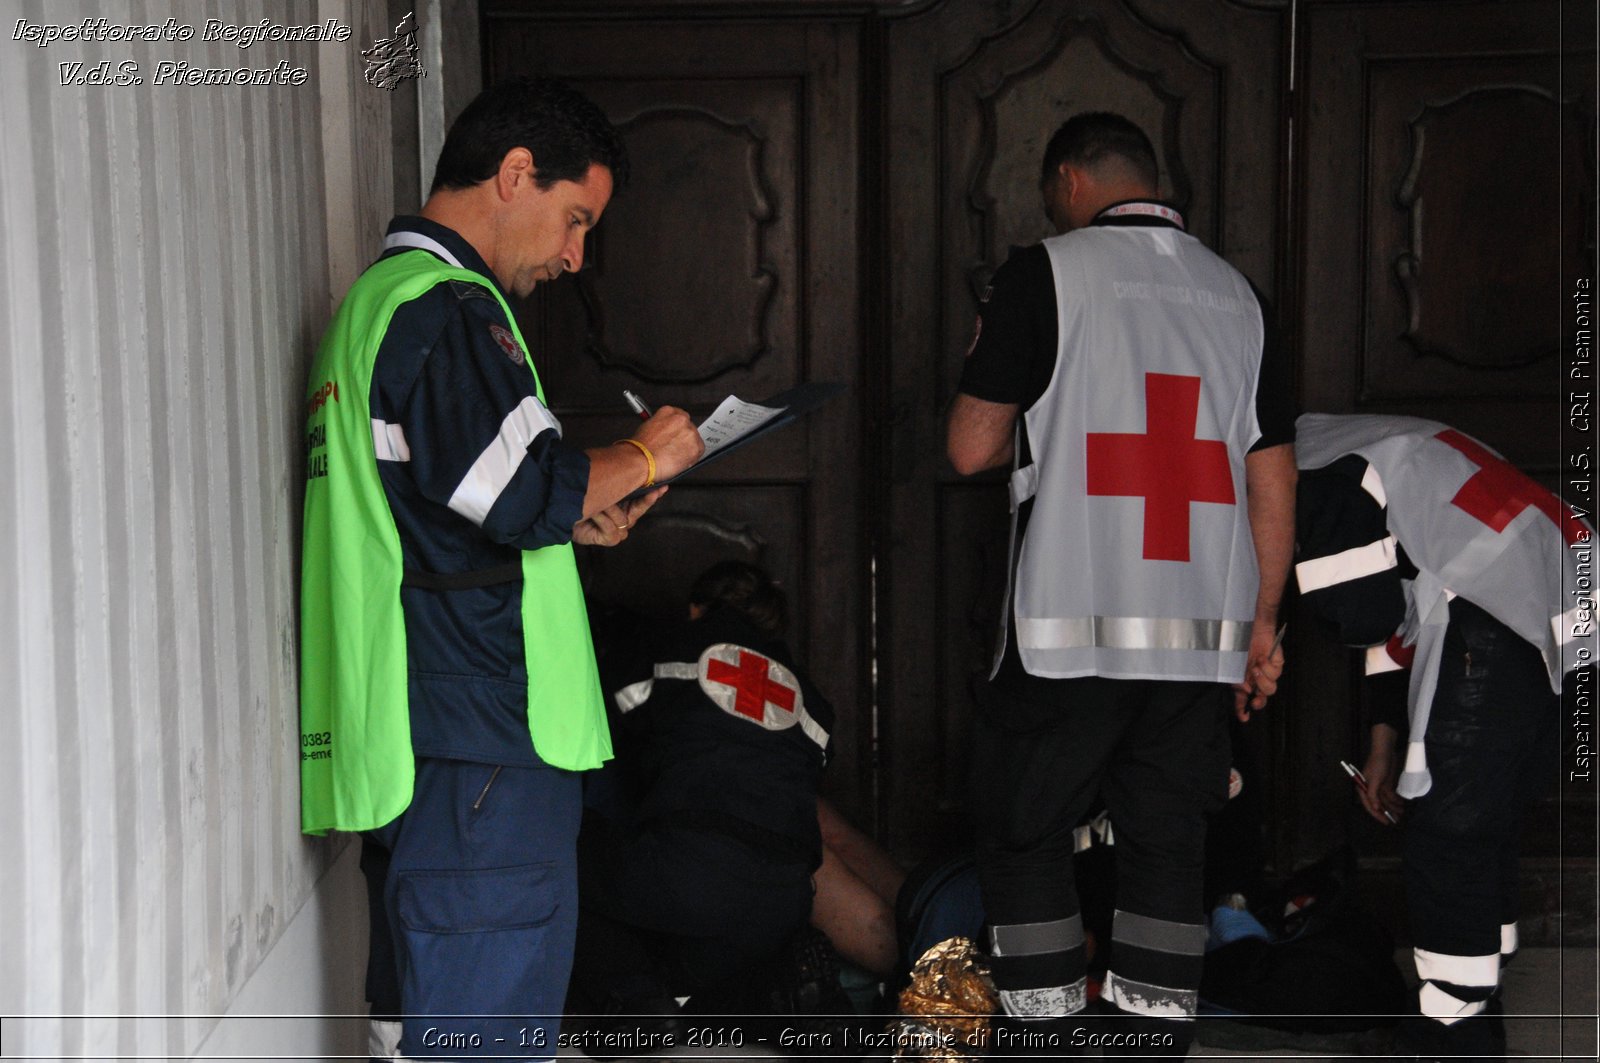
[891,936,998,1060]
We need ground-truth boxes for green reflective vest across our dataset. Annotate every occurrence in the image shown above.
[300,250,611,835]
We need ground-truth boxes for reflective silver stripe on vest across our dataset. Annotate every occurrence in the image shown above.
[1102,971,1197,1018]
[1112,910,1208,957]
[989,915,1083,957]
[371,418,411,462]
[1016,616,1253,653]
[1295,536,1398,592]
[998,980,1087,1019]
[447,396,563,527]
[384,230,464,268]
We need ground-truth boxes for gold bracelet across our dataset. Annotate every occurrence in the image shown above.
[615,437,656,488]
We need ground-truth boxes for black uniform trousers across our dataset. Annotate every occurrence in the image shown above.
[973,676,1231,1057]
[1398,600,1559,1060]
[569,818,815,1010]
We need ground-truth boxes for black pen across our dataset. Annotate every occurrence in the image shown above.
[622,389,652,420]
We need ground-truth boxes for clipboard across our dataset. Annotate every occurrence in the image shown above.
[634,381,846,493]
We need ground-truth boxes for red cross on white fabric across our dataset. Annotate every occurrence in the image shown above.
[705,650,796,722]
[1085,373,1236,562]
[1435,430,1586,546]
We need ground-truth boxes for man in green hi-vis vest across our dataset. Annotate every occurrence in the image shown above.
[300,77,703,1062]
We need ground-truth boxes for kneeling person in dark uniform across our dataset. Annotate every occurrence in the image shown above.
[571,561,835,1020]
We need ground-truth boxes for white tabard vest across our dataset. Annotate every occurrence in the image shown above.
[1002,222,1266,683]
[1295,413,1594,797]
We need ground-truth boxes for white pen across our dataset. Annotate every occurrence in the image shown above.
[622,389,652,420]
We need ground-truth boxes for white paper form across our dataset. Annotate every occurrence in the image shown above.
[697,395,788,459]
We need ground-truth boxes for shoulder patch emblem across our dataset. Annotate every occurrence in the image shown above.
[489,323,525,365]
[697,643,803,731]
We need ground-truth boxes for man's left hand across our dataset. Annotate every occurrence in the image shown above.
[574,486,667,547]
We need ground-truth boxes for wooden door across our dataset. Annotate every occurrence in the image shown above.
[481,9,874,821]
[1294,0,1597,936]
[880,0,1291,856]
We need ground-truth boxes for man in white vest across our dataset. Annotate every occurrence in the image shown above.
[947,112,1296,1056]
[1294,413,1594,1061]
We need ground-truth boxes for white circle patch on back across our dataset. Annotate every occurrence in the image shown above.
[697,643,804,731]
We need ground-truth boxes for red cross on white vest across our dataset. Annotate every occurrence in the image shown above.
[1435,430,1586,546]
[1086,372,1236,562]
[705,649,797,722]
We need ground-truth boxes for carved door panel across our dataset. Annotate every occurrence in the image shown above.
[881,0,1290,854]
[1295,0,1596,919]
[481,14,873,819]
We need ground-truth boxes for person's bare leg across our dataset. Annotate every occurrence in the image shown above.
[817,797,906,904]
[811,842,900,976]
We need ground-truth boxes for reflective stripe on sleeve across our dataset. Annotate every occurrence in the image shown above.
[989,916,1084,958]
[1016,616,1252,653]
[1010,463,1040,508]
[1295,536,1399,592]
[372,419,411,462]
[1360,463,1388,507]
[446,397,562,526]
[1365,642,1406,674]
[1501,923,1519,959]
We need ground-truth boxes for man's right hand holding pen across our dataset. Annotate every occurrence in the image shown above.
[575,398,704,548]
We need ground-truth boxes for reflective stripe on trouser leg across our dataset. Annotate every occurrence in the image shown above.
[1102,909,1208,1018]
[369,1019,406,1061]
[987,915,1088,1020]
[1415,947,1500,1025]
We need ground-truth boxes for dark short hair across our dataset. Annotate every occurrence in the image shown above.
[1039,112,1158,191]
[690,561,787,637]
[430,76,629,194]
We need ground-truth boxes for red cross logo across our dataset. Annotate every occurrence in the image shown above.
[1435,430,1586,546]
[705,649,796,723]
[1085,373,1236,562]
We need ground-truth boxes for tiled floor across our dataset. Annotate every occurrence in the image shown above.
[1191,947,1598,1060]
[561,948,1597,1061]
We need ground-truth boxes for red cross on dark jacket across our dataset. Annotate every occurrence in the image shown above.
[705,650,796,721]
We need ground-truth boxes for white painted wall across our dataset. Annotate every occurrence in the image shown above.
[0,0,413,1057]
